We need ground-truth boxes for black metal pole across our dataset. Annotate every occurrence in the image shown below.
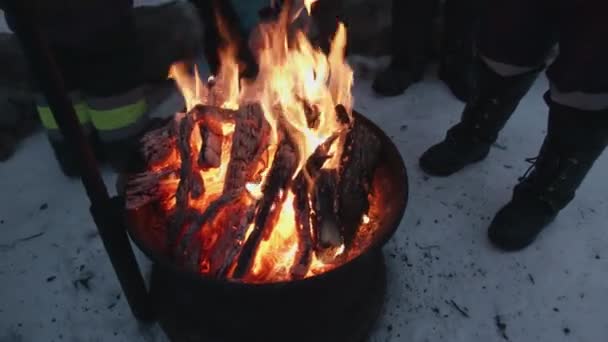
[5,0,153,321]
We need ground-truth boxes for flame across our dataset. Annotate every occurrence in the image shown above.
[160,3,360,282]
[249,191,299,280]
[304,0,318,15]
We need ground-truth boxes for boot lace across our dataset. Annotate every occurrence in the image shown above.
[517,155,579,191]
[518,157,538,182]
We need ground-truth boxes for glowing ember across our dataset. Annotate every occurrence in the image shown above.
[127,1,383,283]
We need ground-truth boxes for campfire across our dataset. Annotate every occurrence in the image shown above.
[125,1,384,283]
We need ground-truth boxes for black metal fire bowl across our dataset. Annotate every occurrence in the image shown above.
[123,111,408,342]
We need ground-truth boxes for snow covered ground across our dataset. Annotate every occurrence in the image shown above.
[1,2,607,342]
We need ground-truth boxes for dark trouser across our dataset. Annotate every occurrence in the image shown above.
[479,0,608,109]
[390,0,438,70]
[442,0,480,56]
[4,0,140,95]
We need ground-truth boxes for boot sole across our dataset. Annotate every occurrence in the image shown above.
[487,216,556,252]
[419,152,488,177]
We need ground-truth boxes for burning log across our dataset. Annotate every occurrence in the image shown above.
[233,139,298,279]
[312,169,341,251]
[176,113,205,201]
[337,119,381,246]
[192,104,235,170]
[139,116,179,166]
[290,174,314,279]
[167,113,205,246]
[125,168,178,210]
[171,103,270,267]
[208,202,257,278]
[176,191,240,267]
[288,132,340,278]
[190,104,237,122]
[224,103,271,192]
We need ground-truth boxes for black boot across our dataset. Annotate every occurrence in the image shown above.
[372,0,437,97]
[419,60,540,176]
[488,98,608,250]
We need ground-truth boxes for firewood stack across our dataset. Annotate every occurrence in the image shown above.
[126,100,382,281]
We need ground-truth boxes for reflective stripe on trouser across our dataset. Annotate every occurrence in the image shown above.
[88,87,148,141]
[36,92,92,141]
[550,84,608,112]
[481,55,541,78]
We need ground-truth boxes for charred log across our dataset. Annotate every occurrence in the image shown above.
[125,168,178,210]
[338,120,381,246]
[335,104,352,126]
[197,122,223,169]
[233,139,298,279]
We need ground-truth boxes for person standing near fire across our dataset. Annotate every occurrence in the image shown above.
[419,0,608,250]
[2,0,149,177]
[373,0,479,101]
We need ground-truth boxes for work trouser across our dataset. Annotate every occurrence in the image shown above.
[7,1,149,174]
[478,0,608,111]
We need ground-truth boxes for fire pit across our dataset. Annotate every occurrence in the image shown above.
[126,109,406,341]
[122,3,408,341]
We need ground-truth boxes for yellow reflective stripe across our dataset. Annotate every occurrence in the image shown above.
[89,100,147,131]
[37,103,90,129]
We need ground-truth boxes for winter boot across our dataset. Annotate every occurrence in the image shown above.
[488,97,608,250]
[438,0,479,102]
[372,0,437,96]
[419,60,540,176]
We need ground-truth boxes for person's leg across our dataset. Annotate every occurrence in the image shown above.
[372,0,438,96]
[488,0,608,250]
[4,5,99,176]
[419,0,555,176]
[81,2,151,173]
[439,0,480,102]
